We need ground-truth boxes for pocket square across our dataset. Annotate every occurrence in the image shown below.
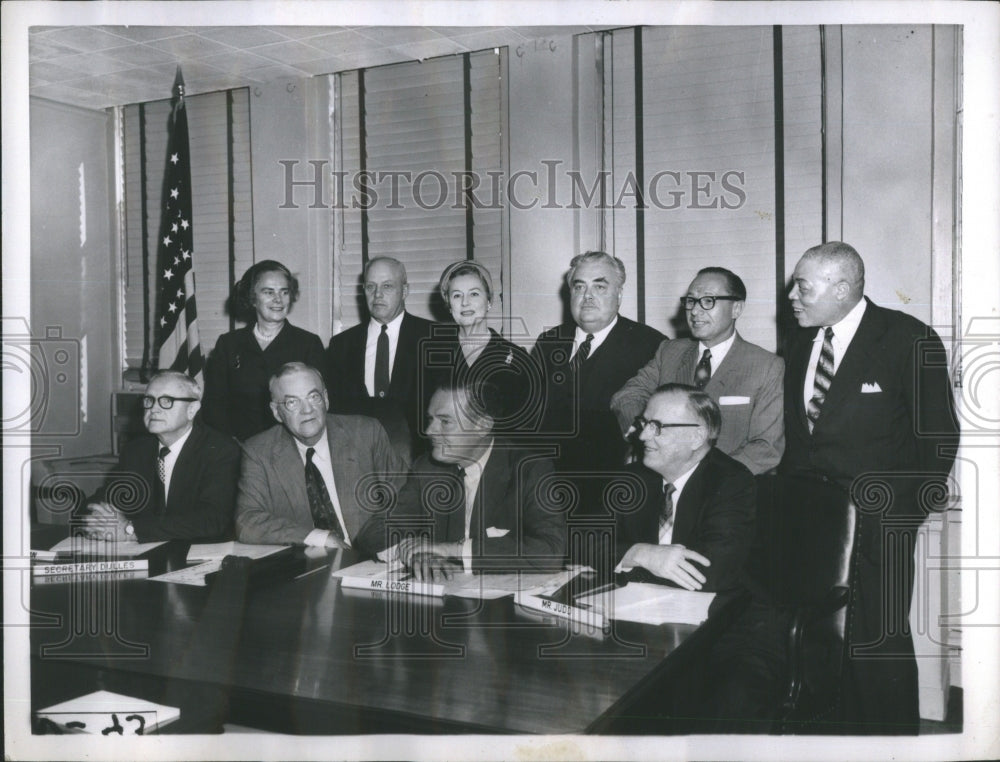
[861,382,883,393]
[485,527,510,538]
[719,396,751,405]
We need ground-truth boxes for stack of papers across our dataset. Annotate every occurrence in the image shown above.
[575,582,716,625]
[36,690,179,734]
[148,542,287,587]
[34,536,167,560]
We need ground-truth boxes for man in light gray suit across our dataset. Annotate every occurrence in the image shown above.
[611,267,783,475]
[236,362,408,547]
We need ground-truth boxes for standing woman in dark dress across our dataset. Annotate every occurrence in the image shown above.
[202,260,325,440]
[427,261,543,433]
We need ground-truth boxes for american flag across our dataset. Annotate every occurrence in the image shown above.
[154,66,203,385]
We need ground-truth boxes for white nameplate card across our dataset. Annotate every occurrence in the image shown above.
[33,559,148,577]
[575,583,716,625]
[333,560,445,597]
[37,690,179,735]
[514,591,607,631]
[35,569,149,586]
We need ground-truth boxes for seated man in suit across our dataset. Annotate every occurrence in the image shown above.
[611,267,784,475]
[531,251,665,474]
[235,362,408,547]
[81,371,240,542]
[355,379,566,580]
[324,257,434,460]
[613,383,756,592]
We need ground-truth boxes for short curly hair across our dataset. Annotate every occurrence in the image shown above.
[235,260,300,321]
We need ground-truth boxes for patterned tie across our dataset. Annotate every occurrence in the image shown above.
[806,327,835,432]
[157,446,170,509]
[693,348,712,390]
[305,447,345,542]
[572,333,594,372]
[374,323,390,398]
[659,482,677,536]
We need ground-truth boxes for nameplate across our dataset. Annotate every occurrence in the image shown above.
[32,559,149,577]
[338,573,444,598]
[35,569,150,586]
[514,591,607,630]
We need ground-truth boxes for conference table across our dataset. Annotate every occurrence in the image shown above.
[29,528,745,735]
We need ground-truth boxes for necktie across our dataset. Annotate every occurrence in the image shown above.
[305,447,345,542]
[806,326,835,432]
[456,465,472,541]
[572,333,594,372]
[374,324,390,398]
[659,482,676,537]
[693,348,712,389]
[157,446,170,509]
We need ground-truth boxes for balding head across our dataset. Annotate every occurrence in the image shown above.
[789,241,866,327]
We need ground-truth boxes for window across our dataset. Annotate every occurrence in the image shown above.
[122,88,254,371]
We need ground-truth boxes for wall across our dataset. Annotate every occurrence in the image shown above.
[29,98,114,458]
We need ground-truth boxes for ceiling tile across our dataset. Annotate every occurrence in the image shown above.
[251,40,333,65]
[28,34,80,61]
[291,57,348,77]
[194,26,292,48]
[29,60,84,86]
[355,27,444,46]
[241,63,315,83]
[146,33,235,58]
[428,27,506,38]
[301,30,377,56]
[97,43,180,67]
[391,38,468,61]
[144,60,228,84]
[34,26,133,53]
[437,29,530,52]
[268,26,349,41]
[53,51,135,77]
[102,26,193,43]
[200,49,276,75]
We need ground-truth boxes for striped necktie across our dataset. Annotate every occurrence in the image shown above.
[659,482,676,536]
[571,334,594,372]
[806,327,835,431]
[693,348,712,389]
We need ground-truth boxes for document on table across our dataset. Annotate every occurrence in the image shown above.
[36,690,180,734]
[334,559,585,600]
[575,582,716,625]
[39,536,167,559]
[149,542,287,587]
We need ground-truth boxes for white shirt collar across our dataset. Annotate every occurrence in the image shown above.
[667,457,700,504]
[368,309,405,338]
[817,297,867,348]
[698,329,737,368]
[293,425,331,464]
[158,423,193,455]
[574,315,618,357]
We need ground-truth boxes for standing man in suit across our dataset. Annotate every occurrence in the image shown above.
[355,379,566,580]
[614,384,756,592]
[783,241,959,734]
[235,362,408,547]
[611,267,784,474]
[531,251,665,476]
[81,371,240,542]
[324,257,434,459]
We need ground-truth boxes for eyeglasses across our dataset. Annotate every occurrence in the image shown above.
[142,395,198,410]
[632,416,700,437]
[681,295,742,311]
[279,391,325,412]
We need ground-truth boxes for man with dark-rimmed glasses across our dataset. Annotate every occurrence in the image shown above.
[611,267,784,475]
[81,370,240,542]
[612,383,756,592]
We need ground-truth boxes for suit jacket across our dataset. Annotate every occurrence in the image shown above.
[611,333,785,474]
[531,316,665,469]
[614,448,757,592]
[782,298,958,512]
[355,441,566,571]
[324,312,434,457]
[91,423,240,542]
[235,414,409,545]
[203,323,325,441]
[421,326,544,433]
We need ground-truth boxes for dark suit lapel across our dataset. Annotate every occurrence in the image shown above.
[788,329,815,433]
[706,334,744,392]
[349,323,368,396]
[389,313,416,398]
[818,301,886,422]
[676,340,699,387]
[165,424,203,513]
[672,455,709,546]
[272,428,309,514]
[326,417,361,530]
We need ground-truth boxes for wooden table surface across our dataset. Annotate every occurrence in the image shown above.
[30,531,735,735]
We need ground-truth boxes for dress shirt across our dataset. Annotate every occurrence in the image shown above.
[698,329,737,373]
[802,298,868,411]
[458,440,494,573]
[295,433,351,547]
[572,315,618,360]
[160,424,193,504]
[364,311,405,397]
[656,460,699,545]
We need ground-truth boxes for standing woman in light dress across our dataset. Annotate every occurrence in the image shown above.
[425,261,543,433]
[202,260,324,440]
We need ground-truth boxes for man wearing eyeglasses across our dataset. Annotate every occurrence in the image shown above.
[235,362,408,548]
[613,383,756,592]
[81,371,240,542]
[611,267,783,475]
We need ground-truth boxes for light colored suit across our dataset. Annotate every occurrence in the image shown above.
[610,333,784,474]
[235,414,408,545]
